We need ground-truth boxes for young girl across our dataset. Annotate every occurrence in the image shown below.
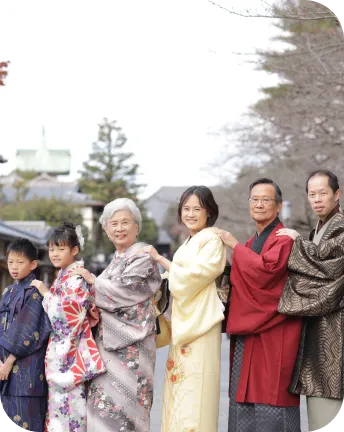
[31,222,105,432]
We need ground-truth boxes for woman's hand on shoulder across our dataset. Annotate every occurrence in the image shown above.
[138,245,160,262]
[216,230,239,250]
[71,268,96,285]
[30,279,49,296]
[276,228,300,240]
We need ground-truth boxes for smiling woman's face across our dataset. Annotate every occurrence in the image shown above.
[181,194,208,236]
[104,209,139,252]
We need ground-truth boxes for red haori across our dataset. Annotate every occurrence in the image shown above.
[226,222,302,407]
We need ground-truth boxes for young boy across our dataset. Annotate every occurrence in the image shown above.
[0,238,51,432]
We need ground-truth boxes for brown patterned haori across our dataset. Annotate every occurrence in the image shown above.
[278,213,344,399]
[87,242,161,432]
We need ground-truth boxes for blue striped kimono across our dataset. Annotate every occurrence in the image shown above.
[0,272,51,432]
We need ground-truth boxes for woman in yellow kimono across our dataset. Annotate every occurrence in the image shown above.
[142,185,226,432]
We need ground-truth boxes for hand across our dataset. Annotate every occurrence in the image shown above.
[71,268,96,285]
[276,228,300,240]
[216,230,239,250]
[30,279,49,296]
[138,245,161,262]
[0,361,13,380]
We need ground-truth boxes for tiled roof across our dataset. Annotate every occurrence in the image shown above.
[0,220,48,245]
[4,221,52,241]
[144,186,188,226]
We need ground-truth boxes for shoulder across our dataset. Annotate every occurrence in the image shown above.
[266,226,294,250]
[63,272,90,294]
[197,227,224,248]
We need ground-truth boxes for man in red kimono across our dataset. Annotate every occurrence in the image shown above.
[217,178,303,432]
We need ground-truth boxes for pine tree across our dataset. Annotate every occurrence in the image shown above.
[79,118,158,249]
[79,118,143,202]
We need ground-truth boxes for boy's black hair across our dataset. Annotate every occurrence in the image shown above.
[6,238,38,261]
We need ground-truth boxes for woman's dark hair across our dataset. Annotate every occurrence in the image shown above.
[249,178,283,203]
[6,238,38,262]
[306,170,340,194]
[47,221,80,250]
[177,186,219,227]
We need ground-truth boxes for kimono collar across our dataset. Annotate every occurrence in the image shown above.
[58,260,84,278]
[316,202,341,234]
[251,217,280,255]
[13,272,36,290]
[0,272,36,325]
[114,242,146,260]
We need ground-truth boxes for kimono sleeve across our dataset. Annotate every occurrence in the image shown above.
[278,234,344,316]
[227,236,293,335]
[170,234,226,300]
[0,288,52,359]
[43,275,89,340]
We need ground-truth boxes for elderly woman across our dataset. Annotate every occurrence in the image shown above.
[74,198,162,432]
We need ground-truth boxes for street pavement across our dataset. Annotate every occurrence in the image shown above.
[150,334,308,432]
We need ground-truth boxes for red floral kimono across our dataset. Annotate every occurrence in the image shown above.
[42,260,105,432]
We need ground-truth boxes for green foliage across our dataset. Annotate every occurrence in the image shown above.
[79,118,144,202]
[0,198,83,226]
[15,170,39,181]
[79,118,157,249]
[138,208,158,245]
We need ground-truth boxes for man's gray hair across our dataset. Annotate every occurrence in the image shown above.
[99,198,142,233]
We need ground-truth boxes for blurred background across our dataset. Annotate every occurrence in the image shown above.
[1,1,342,429]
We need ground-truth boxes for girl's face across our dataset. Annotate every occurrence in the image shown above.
[181,194,208,236]
[48,242,79,270]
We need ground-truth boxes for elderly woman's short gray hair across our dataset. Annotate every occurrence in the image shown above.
[99,198,142,233]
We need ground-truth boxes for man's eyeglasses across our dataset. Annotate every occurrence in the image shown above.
[248,198,276,205]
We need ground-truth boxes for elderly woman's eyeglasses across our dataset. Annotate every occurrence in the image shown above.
[248,198,276,205]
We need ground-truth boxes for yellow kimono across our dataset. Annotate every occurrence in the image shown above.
[161,227,226,432]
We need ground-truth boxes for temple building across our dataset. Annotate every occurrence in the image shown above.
[15,127,71,176]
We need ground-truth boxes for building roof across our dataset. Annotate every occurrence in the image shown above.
[157,228,173,244]
[144,186,187,226]
[0,220,48,246]
[0,173,103,207]
[4,221,52,242]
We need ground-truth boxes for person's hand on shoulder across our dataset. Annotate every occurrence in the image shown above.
[276,228,300,240]
[216,230,239,250]
[71,268,96,285]
[30,279,49,296]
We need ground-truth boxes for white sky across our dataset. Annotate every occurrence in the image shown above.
[0,0,342,201]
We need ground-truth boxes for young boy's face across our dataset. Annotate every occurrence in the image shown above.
[7,252,38,281]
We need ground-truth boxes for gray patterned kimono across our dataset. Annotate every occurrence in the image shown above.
[278,212,344,399]
[87,242,161,432]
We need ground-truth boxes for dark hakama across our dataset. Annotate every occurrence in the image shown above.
[0,273,51,432]
[228,336,300,432]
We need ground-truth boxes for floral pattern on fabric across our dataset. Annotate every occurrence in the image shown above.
[167,357,185,384]
[87,243,162,432]
[137,373,153,410]
[45,384,87,432]
[42,261,105,431]
[118,344,139,371]
[88,382,135,431]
